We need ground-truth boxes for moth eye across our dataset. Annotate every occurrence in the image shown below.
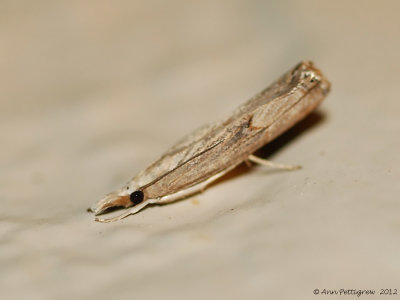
[130,190,144,205]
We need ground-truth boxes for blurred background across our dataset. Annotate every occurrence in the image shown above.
[1,1,399,299]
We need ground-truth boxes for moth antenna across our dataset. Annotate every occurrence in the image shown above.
[95,211,131,223]
[95,201,151,223]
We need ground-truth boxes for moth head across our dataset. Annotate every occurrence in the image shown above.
[90,185,152,222]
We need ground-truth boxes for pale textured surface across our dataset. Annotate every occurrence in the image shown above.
[1,1,400,299]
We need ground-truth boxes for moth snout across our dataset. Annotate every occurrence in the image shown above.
[91,192,132,216]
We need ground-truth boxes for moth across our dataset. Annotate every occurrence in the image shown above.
[91,60,330,222]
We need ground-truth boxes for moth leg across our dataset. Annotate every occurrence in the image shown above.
[244,159,252,168]
[153,166,237,205]
[248,154,301,170]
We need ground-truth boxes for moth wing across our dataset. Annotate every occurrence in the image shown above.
[165,121,222,155]
[131,121,224,187]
